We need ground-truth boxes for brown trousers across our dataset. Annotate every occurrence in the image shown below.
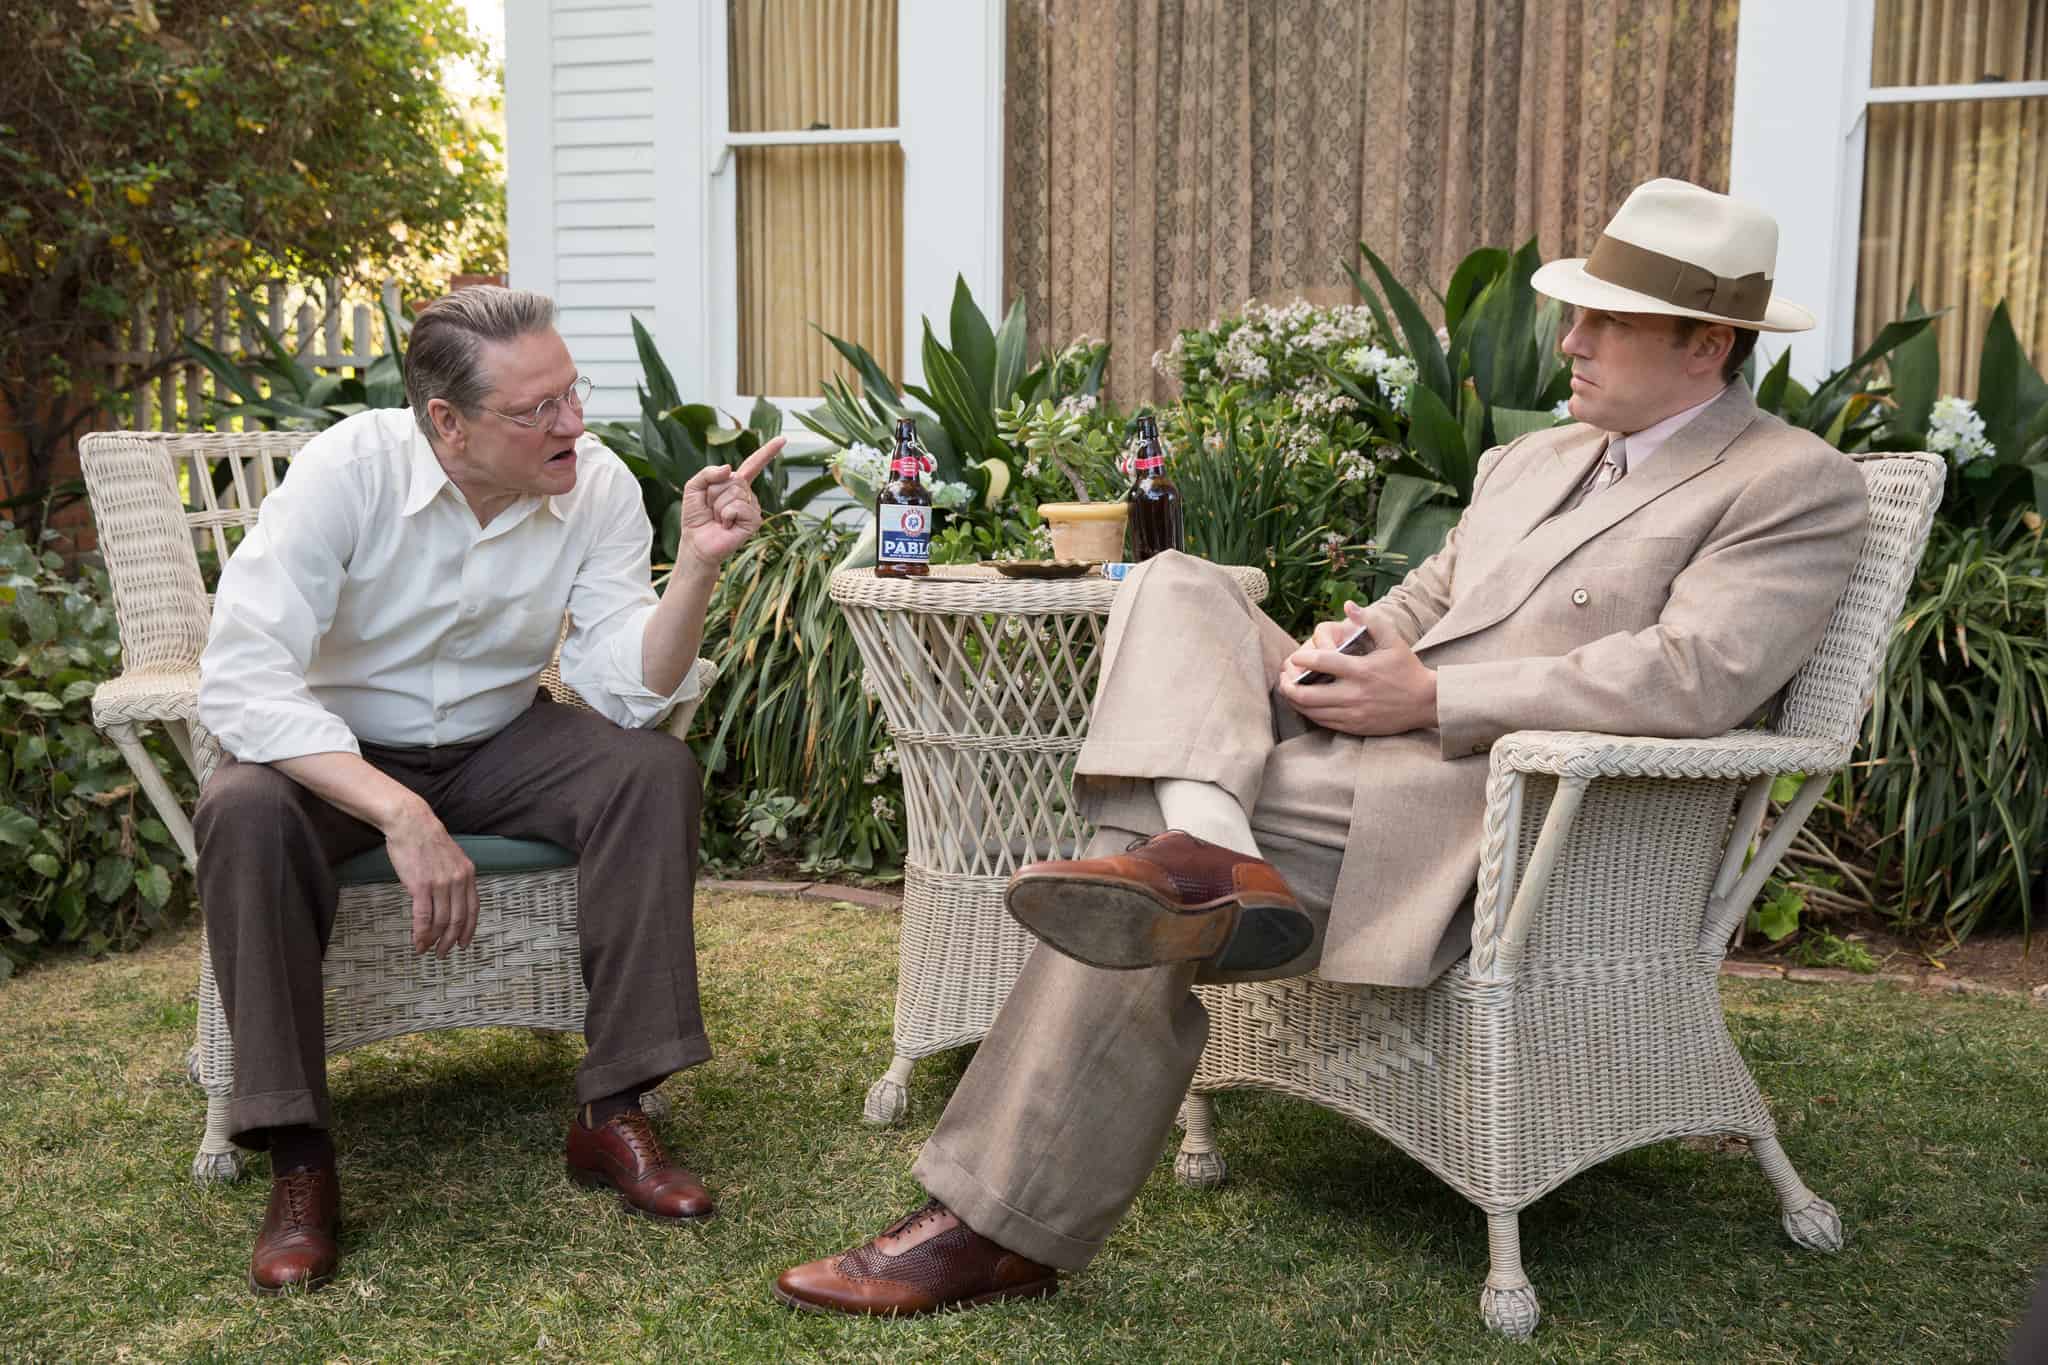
[914,554,1361,1270]
[192,696,708,1148]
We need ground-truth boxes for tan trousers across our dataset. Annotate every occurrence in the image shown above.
[193,695,709,1148]
[914,554,1360,1270]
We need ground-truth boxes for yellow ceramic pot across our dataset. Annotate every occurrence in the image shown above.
[1036,501,1128,562]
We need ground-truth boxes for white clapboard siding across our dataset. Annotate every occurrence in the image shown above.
[553,5,654,39]
[554,172,657,204]
[558,199,654,229]
[534,0,660,422]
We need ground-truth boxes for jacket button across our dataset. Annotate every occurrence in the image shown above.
[1470,743,1486,755]
[1571,588,1590,606]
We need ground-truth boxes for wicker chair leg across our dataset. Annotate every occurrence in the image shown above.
[184,1045,203,1087]
[1752,1134,1844,1251]
[863,1055,916,1126]
[1479,1212,1541,1340]
[192,1092,247,1185]
[1173,1094,1228,1188]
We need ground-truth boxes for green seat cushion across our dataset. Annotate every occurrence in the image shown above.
[335,835,577,887]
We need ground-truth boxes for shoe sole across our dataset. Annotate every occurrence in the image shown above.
[566,1163,716,1222]
[1007,872,1299,971]
[248,1269,336,1296]
[772,1278,1058,1317]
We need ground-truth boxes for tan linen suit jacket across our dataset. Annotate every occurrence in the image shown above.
[1291,381,1867,984]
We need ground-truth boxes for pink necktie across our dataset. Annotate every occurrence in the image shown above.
[1586,435,1629,496]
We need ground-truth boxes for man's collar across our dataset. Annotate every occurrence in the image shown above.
[402,424,570,523]
[1612,383,1731,468]
[401,423,455,517]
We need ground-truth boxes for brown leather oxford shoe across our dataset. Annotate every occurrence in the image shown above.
[565,1108,716,1221]
[1006,830,1312,973]
[249,1165,340,1295]
[774,1199,1058,1317]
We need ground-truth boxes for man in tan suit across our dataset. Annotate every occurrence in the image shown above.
[775,180,1870,1315]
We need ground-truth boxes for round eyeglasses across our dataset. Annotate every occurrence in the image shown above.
[484,375,593,429]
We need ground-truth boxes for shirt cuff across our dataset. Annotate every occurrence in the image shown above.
[596,604,705,729]
[206,698,362,765]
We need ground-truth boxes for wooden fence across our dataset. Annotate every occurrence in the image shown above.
[88,278,407,432]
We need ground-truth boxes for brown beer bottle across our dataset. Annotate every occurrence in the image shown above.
[875,416,933,578]
[1124,413,1184,561]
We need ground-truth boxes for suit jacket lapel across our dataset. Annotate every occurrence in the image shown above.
[1416,384,1761,653]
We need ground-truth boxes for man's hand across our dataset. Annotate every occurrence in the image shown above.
[382,799,478,956]
[678,437,784,568]
[1277,601,1440,737]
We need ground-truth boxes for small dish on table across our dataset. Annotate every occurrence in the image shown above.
[988,560,1099,580]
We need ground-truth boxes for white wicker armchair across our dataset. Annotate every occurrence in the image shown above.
[78,430,715,1184]
[1176,452,1946,1339]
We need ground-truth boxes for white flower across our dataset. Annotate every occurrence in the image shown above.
[863,744,898,784]
[1216,326,1271,383]
[1927,395,1994,465]
[1376,356,1418,412]
[1343,343,1388,374]
[1552,399,1573,421]
[835,441,888,494]
[1056,393,1098,417]
[931,479,974,511]
[870,795,897,823]
[1321,531,1345,554]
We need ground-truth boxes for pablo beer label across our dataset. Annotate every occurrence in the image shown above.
[878,502,932,564]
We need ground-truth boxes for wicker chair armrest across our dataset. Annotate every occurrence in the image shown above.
[89,667,203,731]
[1468,729,1847,980]
[1489,729,1848,782]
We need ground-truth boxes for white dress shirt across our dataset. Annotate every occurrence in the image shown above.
[1610,383,1728,474]
[199,408,701,763]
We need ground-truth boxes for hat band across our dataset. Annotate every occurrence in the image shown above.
[1584,234,1772,323]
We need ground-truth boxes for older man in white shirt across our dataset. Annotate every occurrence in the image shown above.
[194,286,781,1294]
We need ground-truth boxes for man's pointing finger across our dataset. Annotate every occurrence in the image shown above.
[736,436,786,484]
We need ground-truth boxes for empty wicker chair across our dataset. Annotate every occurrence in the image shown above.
[1175,452,1945,1338]
[79,429,715,1182]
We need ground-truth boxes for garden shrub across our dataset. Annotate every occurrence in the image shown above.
[692,510,903,875]
[0,523,191,976]
[1817,515,2048,939]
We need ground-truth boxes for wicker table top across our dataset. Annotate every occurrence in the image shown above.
[828,562,1268,614]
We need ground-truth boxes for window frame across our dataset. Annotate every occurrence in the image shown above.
[1732,0,2046,381]
[686,0,1006,448]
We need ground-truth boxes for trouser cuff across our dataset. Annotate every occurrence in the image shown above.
[914,1135,1104,1272]
[575,1033,710,1105]
[229,1087,328,1149]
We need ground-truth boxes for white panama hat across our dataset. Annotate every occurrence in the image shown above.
[1530,178,1815,333]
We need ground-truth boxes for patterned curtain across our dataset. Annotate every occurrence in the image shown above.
[1860,0,2047,398]
[730,0,902,395]
[1004,0,1740,406]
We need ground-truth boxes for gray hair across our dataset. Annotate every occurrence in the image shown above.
[404,286,558,437]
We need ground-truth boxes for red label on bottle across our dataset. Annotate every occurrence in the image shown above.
[890,449,934,478]
[1135,452,1165,473]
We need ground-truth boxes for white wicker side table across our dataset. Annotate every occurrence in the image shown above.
[828,563,1268,1124]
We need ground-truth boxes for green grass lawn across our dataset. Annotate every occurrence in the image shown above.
[1,893,2042,1363]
